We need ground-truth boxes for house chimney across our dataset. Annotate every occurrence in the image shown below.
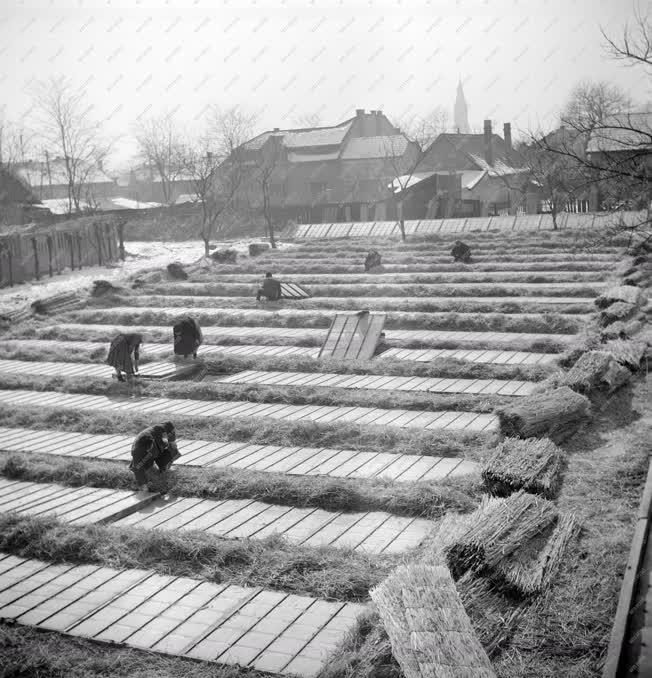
[273,127,280,132]
[356,109,365,116]
[503,122,512,152]
[483,119,493,167]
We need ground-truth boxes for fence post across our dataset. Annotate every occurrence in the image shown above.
[117,220,125,261]
[47,235,54,277]
[77,233,83,270]
[96,224,103,265]
[31,238,40,281]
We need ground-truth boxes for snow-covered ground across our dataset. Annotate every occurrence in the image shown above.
[0,238,294,314]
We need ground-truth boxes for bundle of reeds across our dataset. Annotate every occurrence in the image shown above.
[445,492,558,579]
[496,386,590,442]
[601,318,644,341]
[492,513,580,597]
[371,564,497,678]
[595,284,645,309]
[599,301,637,327]
[482,437,565,498]
[166,262,188,280]
[456,571,527,657]
[603,339,648,370]
[556,351,630,395]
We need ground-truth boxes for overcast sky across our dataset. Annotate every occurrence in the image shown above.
[0,0,647,171]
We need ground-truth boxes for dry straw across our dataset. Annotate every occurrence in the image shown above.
[599,301,637,326]
[595,284,646,309]
[602,339,648,370]
[496,386,591,442]
[371,564,497,678]
[482,437,565,498]
[445,492,558,580]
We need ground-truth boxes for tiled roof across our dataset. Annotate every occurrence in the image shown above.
[244,122,351,151]
[421,133,525,175]
[341,135,409,159]
[287,151,340,162]
[586,112,652,153]
[283,123,351,148]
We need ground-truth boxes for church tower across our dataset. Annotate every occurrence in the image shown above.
[454,80,470,134]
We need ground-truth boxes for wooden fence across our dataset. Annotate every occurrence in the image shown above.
[0,217,124,288]
[289,210,647,239]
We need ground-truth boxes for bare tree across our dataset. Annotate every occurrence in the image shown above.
[561,80,632,131]
[135,112,186,205]
[530,13,652,245]
[254,136,284,249]
[185,107,255,257]
[30,76,111,214]
[385,107,448,241]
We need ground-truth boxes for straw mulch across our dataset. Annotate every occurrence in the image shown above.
[445,492,558,580]
[599,301,638,327]
[492,513,580,597]
[594,284,645,309]
[602,339,649,371]
[482,437,565,498]
[496,386,591,443]
[371,564,497,678]
[554,350,631,395]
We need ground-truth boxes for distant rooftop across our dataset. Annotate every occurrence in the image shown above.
[586,112,652,154]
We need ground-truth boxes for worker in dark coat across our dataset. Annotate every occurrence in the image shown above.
[451,240,472,263]
[256,272,282,301]
[130,421,180,490]
[364,250,382,271]
[173,316,203,359]
[106,333,143,382]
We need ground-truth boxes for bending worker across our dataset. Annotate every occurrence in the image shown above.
[256,271,282,302]
[130,421,180,490]
[106,332,142,382]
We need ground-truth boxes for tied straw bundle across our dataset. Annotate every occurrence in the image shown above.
[445,492,558,580]
[496,386,590,443]
[554,351,631,395]
[482,437,565,498]
[371,564,496,678]
[594,284,646,309]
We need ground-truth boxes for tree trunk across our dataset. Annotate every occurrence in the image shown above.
[396,199,406,242]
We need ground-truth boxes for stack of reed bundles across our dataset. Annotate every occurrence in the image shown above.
[555,350,631,395]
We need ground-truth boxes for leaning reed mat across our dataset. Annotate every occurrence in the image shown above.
[496,386,591,442]
[594,284,646,309]
[370,564,497,678]
[492,513,580,598]
[481,437,565,498]
[445,491,558,580]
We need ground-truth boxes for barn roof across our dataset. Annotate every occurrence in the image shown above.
[586,112,652,153]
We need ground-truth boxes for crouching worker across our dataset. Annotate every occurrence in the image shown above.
[130,421,181,491]
[451,240,472,263]
[173,316,203,359]
[256,271,282,302]
[364,250,382,272]
[106,332,143,382]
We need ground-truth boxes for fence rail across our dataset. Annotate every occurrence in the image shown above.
[602,454,652,678]
[0,217,123,288]
[290,211,647,239]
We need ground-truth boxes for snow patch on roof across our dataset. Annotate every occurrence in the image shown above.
[341,135,409,159]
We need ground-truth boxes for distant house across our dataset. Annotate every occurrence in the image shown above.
[395,121,533,219]
[0,166,42,225]
[586,111,652,210]
[118,163,196,205]
[228,109,418,224]
[14,158,117,214]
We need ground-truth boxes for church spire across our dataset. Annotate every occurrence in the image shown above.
[454,80,470,134]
